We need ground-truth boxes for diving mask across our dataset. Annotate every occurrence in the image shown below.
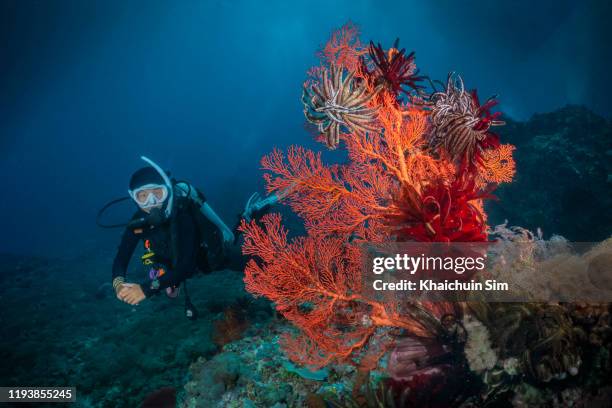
[130,184,169,209]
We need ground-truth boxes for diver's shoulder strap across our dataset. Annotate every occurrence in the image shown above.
[174,181,205,207]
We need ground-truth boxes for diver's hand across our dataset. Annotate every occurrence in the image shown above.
[115,284,125,299]
[222,228,235,244]
[117,283,146,305]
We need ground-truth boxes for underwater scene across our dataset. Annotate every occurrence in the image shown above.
[1,1,612,407]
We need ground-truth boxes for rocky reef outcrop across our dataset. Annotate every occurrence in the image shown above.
[490,105,612,241]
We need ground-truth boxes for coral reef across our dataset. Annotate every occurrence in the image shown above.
[489,105,612,241]
[141,387,176,408]
[239,23,611,407]
[245,24,516,375]
[3,22,610,408]
[0,252,267,408]
[212,298,252,347]
[462,315,497,374]
[240,213,445,369]
[182,319,356,408]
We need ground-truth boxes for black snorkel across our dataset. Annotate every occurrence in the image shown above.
[96,197,172,229]
[134,207,168,228]
[96,196,133,228]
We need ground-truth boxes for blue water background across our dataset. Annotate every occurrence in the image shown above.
[0,0,610,256]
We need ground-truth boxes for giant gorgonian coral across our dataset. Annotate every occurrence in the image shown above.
[242,24,524,402]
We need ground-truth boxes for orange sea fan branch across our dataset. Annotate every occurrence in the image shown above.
[320,21,367,72]
[479,144,516,184]
[261,146,349,219]
[239,215,440,367]
[345,93,444,195]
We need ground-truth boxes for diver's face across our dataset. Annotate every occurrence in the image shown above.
[131,185,168,212]
[135,187,166,203]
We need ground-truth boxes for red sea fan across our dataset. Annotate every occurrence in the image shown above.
[478,144,516,184]
[320,21,367,72]
[241,25,516,374]
[239,214,441,368]
[364,39,425,98]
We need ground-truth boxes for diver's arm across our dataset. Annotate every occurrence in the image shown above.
[201,202,235,243]
[112,227,139,292]
[141,211,198,297]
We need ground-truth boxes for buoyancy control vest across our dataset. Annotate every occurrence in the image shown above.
[172,181,226,272]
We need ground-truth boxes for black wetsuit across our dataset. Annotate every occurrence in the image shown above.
[112,197,214,298]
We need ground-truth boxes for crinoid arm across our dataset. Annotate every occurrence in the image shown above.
[366,39,425,98]
[302,64,381,149]
[428,74,505,166]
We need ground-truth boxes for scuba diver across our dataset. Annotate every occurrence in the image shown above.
[100,156,278,319]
